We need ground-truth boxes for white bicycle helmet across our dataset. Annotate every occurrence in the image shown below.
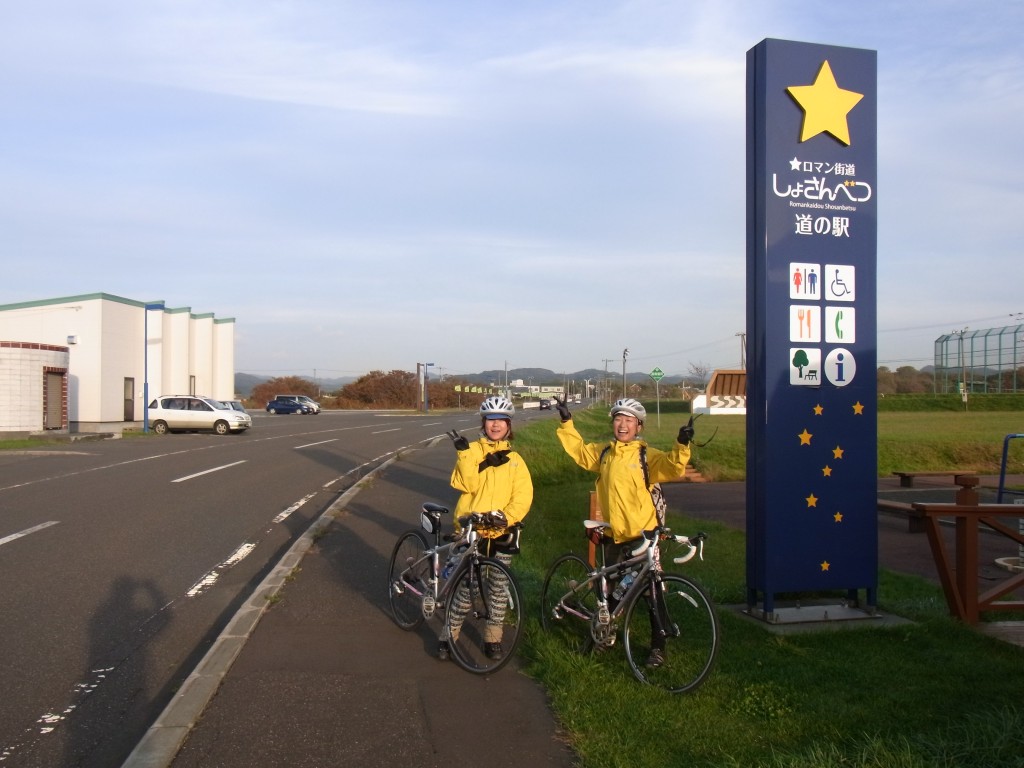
[610,398,646,423]
[480,395,515,420]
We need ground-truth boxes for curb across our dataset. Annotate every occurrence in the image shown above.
[120,454,401,768]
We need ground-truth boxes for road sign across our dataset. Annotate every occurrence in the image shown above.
[649,367,664,382]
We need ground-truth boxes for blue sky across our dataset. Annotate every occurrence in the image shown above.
[2,1,1022,380]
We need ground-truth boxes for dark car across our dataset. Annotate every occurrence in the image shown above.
[266,397,312,415]
[539,399,551,410]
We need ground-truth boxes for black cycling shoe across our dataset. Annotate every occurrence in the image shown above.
[645,648,665,668]
[437,641,451,661]
[484,642,504,660]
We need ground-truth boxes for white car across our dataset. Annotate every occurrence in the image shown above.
[147,395,253,435]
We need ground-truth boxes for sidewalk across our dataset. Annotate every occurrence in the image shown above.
[125,449,1024,768]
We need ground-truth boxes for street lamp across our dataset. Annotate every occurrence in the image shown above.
[142,302,165,433]
[423,362,435,413]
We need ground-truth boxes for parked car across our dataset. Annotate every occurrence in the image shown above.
[275,394,321,414]
[148,395,252,435]
[266,397,313,415]
[539,399,551,410]
[220,400,250,415]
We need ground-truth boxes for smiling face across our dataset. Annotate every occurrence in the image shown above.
[483,417,511,441]
[612,413,641,442]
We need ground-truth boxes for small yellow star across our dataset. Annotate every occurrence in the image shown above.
[832,445,844,459]
[813,404,824,416]
[806,493,818,508]
[834,511,843,523]
[822,466,832,477]
[820,560,831,572]
[798,429,813,445]
[787,60,864,145]
[852,401,865,415]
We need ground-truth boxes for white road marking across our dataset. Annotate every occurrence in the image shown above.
[0,521,59,547]
[171,460,247,483]
[273,493,316,523]
[294,439,338,449]
[186,542,257,597]
[371,428,401,434]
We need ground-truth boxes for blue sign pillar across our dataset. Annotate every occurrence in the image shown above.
[746,39,878,616]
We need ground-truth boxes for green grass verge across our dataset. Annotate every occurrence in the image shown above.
[512,407,1024,768]
[602,400,1023,481]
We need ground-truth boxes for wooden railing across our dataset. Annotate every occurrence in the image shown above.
[912,475,1024,624]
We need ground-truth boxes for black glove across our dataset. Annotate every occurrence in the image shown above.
[678,413,699,445]
[478,450,511,471]
[486,510,508,529]
[554,396,572,422]
[446,429,469,451]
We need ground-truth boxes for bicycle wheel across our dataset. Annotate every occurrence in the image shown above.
[387,530,430,630]
[540,553,597,654]
[622,573,719,693]
[445,557,522,674]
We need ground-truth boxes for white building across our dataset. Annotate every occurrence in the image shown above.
[0,293,236,433]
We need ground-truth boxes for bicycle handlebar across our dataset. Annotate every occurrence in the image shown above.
[667,531,706,564]
[456,512,509,533]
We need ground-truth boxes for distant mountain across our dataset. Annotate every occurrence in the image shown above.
[234,373,268,397]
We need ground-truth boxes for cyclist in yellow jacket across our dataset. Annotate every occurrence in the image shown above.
[554,396,693,667]
[555,397,691,543]
[442,395,533,661]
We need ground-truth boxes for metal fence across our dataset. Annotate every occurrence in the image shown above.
[934,323,1024,394]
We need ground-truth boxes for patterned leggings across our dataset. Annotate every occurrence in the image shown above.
[445,551,513,644]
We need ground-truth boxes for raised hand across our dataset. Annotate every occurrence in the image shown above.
[553,396,572,422]
[446,429,469,451]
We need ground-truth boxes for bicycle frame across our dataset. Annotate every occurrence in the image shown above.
[552,524,703,627]
[394,508,478,618]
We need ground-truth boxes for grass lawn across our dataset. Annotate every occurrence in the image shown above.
[510,405,1024,768]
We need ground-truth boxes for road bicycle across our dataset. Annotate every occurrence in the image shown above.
[387,502,523,674]
[540,520,719,693]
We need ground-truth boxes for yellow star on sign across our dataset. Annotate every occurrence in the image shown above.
[833,445,844,459]
[821,560,831,572]
[834,511,843,523]
[798,429,813,445]
[806,493,818,507]
[852,401,865,415]
[787,60,863,145]
[813,404,824,415]
[822,465,832,477]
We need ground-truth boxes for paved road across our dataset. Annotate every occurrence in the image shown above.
[0,408,550,767]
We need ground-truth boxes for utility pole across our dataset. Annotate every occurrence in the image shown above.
[621,348,629,398]
[602,358,615,406]
[735,332,747,369]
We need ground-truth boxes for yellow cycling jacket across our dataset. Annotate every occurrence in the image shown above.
[450,437,533,538]
[557,419,691,543]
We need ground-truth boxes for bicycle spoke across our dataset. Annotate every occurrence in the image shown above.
[387,530,430,631]
[540,554,597,654]
[446,558,523,674]
[623,573,719,693]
